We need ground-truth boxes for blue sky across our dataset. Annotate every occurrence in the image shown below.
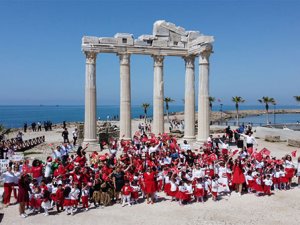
[0,0,299,106]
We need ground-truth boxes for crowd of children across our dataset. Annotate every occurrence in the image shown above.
[1,131,300,218]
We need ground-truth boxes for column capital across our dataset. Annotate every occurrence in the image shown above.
[183,55,195,69]
[84,51,97,64]
[152,55,164,67]
[118,53,130,65]
[199,44,213,65]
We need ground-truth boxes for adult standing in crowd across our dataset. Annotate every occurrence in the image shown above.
[18,174,31,218]
[72,128,78,146]
[1,165,16,207]
[232,159,245,196]
[112,166,126,203]
[62,128,69,143]
[143,167,157,204]
[240,132,258,148]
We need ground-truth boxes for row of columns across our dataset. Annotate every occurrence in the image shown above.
[83,50,211,144]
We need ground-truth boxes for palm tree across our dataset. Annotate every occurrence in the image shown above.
[232,96,245,126]
[294,96,300,103]
[209,96,216,111]
[141,103,150,123]
[258,96,276,124]
[164,97,175,123]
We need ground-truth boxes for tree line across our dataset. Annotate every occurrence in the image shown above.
[141,96,300,126]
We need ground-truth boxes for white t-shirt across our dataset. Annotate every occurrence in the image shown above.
[211,180,219,192]
[1,171,16,183]
[263,179,273,186]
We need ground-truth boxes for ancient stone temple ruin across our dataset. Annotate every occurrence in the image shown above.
[81,20,214,144]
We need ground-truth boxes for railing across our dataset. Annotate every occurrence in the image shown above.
[211,121,300,129]
[1,136,45,151]
[211,121,264,127]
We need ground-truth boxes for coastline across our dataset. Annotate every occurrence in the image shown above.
[2,108,300,130]
[172,108,300,123]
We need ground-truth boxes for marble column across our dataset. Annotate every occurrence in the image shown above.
[183,56,195,140]
[119,53,131,140]
[83,51,98,144]
[152,55,164,135]
[197,49,212,142]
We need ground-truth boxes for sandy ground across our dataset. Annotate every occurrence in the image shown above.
[1,118,300,225]
[1,188,299,225]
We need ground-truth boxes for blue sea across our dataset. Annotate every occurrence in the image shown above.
[0,105,299,128]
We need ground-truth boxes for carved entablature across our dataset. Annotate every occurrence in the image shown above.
[82,20,214,58]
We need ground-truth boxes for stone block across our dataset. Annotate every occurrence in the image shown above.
[168,41,184,48]
[265,135,281,142]
[99,37,118,44]
[114,33,134,45]
[186,31,201,41]
[138,35,156,41]
[170,31,181,42]
[161,22,185,35]
[181,36,188,43]
[153,27,169,36]
[153,20,186,36]
[188,35,214,48]
[82,36,99,44]
[156,36,170,41]
[152,39,168,47]
[287,139,300,147]
[153,20,170,36]
[134,40,150,46]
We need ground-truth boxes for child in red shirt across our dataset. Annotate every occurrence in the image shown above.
[121,181,132,207]
[55,184,64,212]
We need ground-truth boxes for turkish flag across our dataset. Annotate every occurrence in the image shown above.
[255,152,263,162]
[291,150,297,158]
[260,148,271,156]
[252,151,263,161]
[232,149,239,156]
[247,147,253,155]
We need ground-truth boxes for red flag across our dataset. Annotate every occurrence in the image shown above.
[260,148,271,156]
[255,152,263,162]
[291,150,297,158]
[232,149,239,156]
[247,147,253,155]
